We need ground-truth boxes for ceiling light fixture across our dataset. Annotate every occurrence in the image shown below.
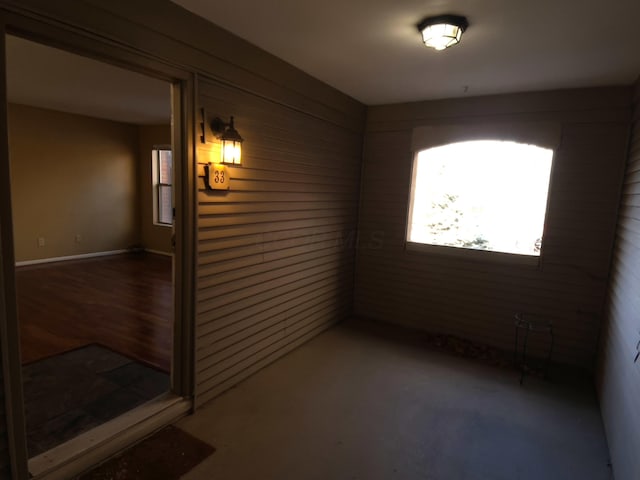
[417,14,468,51]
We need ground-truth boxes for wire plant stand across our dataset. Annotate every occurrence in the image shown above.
[513,313,554,385]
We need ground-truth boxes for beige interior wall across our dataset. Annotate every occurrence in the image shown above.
[8,103,139,262]
[138,124,172,254]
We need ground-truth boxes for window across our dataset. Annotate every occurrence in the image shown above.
[153,147,173,226]
[407,140,553,257]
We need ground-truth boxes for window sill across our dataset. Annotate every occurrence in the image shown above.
[405,241,541,268]
[153,222,173,228]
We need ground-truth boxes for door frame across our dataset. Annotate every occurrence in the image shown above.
[0,8,196,479]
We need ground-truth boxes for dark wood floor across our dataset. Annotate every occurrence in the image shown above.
[16,252,173,372]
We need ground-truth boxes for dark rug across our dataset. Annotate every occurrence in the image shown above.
[23,344,169,457]
[74,425,215,480]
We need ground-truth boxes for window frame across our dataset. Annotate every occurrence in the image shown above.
[405,122,560,267]
[152,145,173,227]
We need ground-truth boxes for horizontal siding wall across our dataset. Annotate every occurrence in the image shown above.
[195,79,362,406]
[597,79,640,480]
[357,88,631,368]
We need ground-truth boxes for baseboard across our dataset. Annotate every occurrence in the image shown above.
[144,249,173,257]
[28,394,192,480]
[15,249,128,267]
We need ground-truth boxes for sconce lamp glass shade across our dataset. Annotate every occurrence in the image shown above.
[213,116,243,165]
[418,15,468,50]
[222,138,242,165]
[220,117,243,165]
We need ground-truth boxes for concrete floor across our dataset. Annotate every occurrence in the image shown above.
[179,319,612,480]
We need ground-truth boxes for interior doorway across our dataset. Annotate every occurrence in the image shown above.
[5,35,179,459]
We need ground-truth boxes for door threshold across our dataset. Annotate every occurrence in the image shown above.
[28,393,192,480]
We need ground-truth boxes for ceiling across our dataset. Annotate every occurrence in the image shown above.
[5,1,640,123]
[172,0,640,105]
[6,35,171,125]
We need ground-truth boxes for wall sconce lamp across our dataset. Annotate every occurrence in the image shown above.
[200,109,244,190]
[417,14,468,51]
[211,116,243,165]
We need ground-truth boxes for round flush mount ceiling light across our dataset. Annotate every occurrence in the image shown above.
[417,14,469,51]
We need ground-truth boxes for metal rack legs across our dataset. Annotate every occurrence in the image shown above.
[514,313,554,385]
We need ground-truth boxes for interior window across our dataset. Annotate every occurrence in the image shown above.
[407,140,553,256]
[153,147,173,226]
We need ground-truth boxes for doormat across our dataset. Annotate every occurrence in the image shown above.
[74,425,215,480]
[23,344,169,457]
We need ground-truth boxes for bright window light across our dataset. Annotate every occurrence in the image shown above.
[407,140,553,256]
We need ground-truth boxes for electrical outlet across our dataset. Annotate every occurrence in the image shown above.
[37,237,45,247]
[75,234,82,243]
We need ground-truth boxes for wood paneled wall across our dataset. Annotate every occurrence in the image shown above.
[357,88,631,368]
[597,79,640,480]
